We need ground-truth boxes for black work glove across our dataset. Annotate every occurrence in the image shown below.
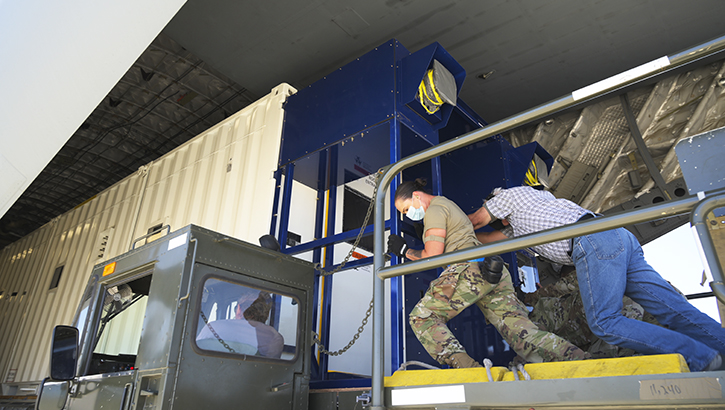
[387,234,409,258]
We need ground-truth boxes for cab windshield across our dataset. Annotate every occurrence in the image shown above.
[87,273,152,375]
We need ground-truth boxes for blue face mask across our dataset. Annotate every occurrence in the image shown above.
[406,197,425,221]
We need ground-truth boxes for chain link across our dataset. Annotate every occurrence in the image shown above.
[310,170,383,356]
[312,299,374,356]
[199,309,236,353]
[313,171,383,277]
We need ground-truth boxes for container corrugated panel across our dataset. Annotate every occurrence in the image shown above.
[0,83,295,384]
[134,83,296,244]
[0,222,54,383]
[1,174,145,383]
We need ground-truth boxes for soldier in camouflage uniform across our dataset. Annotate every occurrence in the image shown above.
[410,260,589,364]
[387,179,589,368]
[526,268,662,358]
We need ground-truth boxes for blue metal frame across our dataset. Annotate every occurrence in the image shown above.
[273,38,519,384]
[398,41,465,131]
[270,169,283,237]
[285,221,391,256]
[278,164,294,251]
[388,119,404,369]
[318,145,339,378]
[310,150,328,379]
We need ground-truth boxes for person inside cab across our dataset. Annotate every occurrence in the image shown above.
[197,290,284,358]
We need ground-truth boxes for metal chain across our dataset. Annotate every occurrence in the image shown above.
[309,170,383,356]
[313,171,383,277]
[199,309,236,354]
[312,299,373,356]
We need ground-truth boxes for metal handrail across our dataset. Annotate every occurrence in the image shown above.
[130,224,171,250]
[691,194,725,302]
[377,192,714,279]
[368,34,725,410]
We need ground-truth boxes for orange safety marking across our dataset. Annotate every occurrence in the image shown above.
[102,262,117,276]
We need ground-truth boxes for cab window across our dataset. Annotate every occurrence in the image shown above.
[196,277,299,360]
[87,273,152,374]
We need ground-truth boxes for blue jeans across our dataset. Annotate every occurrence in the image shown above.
[572,227,725,371]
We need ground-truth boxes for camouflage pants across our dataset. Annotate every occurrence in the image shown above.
[409,262,589,365]
[530,289,659,359]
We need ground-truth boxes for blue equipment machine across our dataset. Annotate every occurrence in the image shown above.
[270,39,554,384]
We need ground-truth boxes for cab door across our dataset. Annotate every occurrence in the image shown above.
[173,264,309,410]
[68,269,154,410]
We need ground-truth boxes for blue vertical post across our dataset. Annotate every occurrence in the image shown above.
[389,118,405,370]
[279,164,295,252]
[311,151,328,379]
[319,145,338,379]
[313,150,328,265]
[271,294,282,329]
[431,156,442,195]
[269,169,283,236]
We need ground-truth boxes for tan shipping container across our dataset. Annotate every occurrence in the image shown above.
[0,83,296,385]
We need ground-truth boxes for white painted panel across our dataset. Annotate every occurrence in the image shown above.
[391,385,465,406]
[327,178,393,376]
[0,0,187,218]
[285,179,320,262]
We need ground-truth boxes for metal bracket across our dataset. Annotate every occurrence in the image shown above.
[130,224,171,250]
[619,94,671,200]
[270,382,292,392]
[177,238,198,307]
[356,391,371,407]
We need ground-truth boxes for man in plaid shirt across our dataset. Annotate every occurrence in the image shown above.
[468,185,725,372]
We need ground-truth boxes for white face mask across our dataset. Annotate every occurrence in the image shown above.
[406,197,425,221]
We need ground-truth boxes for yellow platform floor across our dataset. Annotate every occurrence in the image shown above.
[503,353,689,381]
[385,354,689,387]
[385,366,508,387]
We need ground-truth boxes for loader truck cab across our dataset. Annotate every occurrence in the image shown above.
[37,225,315,410]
